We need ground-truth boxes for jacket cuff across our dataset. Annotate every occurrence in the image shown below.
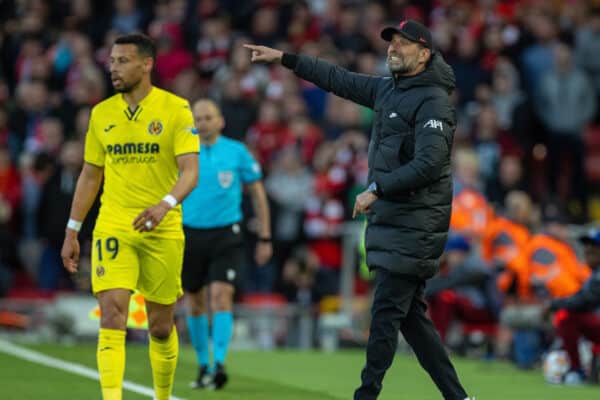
[374,181,383,197]
[281,52,299,69]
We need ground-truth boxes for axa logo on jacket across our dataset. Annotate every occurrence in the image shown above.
[424,119,443,131]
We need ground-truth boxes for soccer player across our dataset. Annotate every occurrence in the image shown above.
[60,34,199,400]
[182,99,272,389]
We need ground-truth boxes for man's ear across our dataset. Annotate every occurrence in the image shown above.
[419,48,431,64]
[143,57,154,73]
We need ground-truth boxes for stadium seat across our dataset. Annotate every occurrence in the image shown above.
[239,293,288,309]
[6,287,57,300]
[237,293,290,350]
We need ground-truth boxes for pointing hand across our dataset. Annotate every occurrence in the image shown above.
[243,44,284,64]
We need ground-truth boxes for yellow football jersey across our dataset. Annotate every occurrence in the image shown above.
[84,87,199,238]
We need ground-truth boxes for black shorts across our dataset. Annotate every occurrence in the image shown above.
[182,223,244,292]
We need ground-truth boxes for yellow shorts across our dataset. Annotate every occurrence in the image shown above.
[91,230,184,304]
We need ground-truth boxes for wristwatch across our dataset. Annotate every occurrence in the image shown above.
[367,181,381,197]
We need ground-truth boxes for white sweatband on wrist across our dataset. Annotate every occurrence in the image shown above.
[67,218,82,232]
[162,194,178,208]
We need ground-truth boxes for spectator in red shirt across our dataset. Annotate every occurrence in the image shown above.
[152,23,194,87]
[246,100,291,169]
[0,145,21,227]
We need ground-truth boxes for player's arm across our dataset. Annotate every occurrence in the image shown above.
[61,162,104,272]
[244,44,380,108]
[133,153,198,232]
[170,152,199,205]
[246,180,272,266]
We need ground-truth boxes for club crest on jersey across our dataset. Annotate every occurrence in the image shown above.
[96,265,105,277]
[148,120,163,135]
[218,171,233,188]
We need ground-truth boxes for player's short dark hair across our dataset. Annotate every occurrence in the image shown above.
[114,33,157,60]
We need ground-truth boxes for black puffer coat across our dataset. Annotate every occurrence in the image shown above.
[283,52,456,279]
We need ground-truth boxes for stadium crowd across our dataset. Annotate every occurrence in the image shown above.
[1,0,600,378]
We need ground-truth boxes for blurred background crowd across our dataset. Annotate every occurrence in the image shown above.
[1,0,600,372]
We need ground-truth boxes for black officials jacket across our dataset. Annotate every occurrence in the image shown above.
[282,52,456,279]
[550,268,600,312]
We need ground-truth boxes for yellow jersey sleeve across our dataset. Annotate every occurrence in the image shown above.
[84,108,105,167]
[172,104,200,156]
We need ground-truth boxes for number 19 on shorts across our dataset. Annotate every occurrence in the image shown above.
[95,237,119,261]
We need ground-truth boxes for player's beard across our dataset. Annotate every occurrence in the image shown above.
[113,77,142,93]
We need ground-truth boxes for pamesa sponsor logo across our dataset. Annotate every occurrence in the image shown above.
[107,142,160,155]
[107,142,160,164]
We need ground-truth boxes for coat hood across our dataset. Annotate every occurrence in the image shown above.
[394,52,456,94]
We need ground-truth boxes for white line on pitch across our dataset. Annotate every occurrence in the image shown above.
[0,339,185,400]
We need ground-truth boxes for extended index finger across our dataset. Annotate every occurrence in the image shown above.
[243,44,260,50]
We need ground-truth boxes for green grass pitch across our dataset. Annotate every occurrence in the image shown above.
[0,342,598,399]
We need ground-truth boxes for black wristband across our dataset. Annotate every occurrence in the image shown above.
[281,52,298,69]
[258,237,272,243]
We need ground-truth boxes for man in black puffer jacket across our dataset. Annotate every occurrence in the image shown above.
[245,20,472,400]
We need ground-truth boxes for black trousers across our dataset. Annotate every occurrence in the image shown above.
[546,132,587,219]
[354,268,468,400]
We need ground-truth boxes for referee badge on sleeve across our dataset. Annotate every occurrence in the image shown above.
[218,171,233,188]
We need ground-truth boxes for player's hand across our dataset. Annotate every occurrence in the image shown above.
[243,44,284,63]
[133,201,171,232]
[61,230,80,273]
[255,241,273,266]
[352,190,378,218]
